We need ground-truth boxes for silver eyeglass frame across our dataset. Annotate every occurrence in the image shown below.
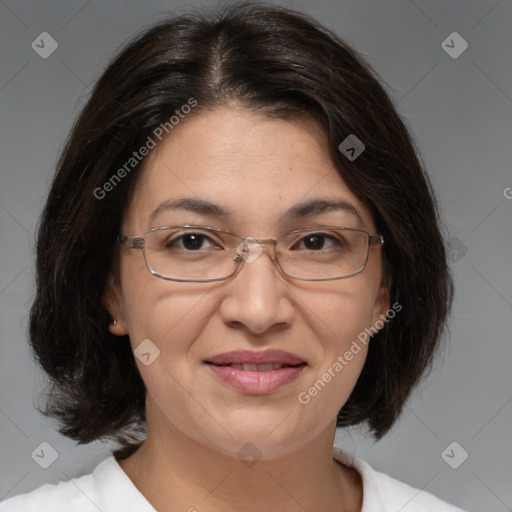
[117,225,384,282]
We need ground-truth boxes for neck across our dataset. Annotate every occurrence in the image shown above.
[118,407,362,512]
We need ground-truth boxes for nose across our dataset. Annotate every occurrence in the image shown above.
[218,240,295,335]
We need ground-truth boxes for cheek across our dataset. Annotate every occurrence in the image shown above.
[311,281,379,352]
[120,258,215,349]
[295,283,376,411]
[119,276,223,412]
[119,279,219,427]
[118,288,240,454]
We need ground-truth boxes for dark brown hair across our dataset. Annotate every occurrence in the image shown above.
[29,1,453,459]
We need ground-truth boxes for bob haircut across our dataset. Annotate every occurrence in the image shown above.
[29,2,453,459]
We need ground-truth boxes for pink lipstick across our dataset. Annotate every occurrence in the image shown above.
[204,349,307,394]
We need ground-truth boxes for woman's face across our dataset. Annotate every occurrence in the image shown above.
[107,107,389,459]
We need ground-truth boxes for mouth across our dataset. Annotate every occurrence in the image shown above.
[204,349,307,394]
[204,348,307,368]
[206,362,307,372]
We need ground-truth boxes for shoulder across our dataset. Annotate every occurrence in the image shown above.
[332,447,467,512]
[0,458,111,512]
[0,456,155,512]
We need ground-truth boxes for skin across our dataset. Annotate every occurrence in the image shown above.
[104,106,389,512]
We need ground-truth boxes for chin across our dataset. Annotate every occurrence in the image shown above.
[191,410,328,462]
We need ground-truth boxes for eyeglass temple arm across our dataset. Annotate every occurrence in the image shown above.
[117,235,145,249]
[369,235,384,245]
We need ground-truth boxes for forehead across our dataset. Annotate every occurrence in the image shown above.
[124,107,376,233]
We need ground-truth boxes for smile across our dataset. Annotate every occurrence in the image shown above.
[204,350,307,394]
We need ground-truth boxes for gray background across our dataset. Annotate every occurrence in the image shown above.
[0,1,511,510]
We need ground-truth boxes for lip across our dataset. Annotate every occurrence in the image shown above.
[204,349,307,395]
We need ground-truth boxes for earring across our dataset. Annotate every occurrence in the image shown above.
[112,319,117,326]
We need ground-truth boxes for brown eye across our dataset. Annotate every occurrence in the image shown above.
[302,234,327,250]
[165,233,215,251]
[295,233,339,251]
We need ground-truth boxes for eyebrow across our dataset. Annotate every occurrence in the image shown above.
[281,198,362,225]
[150,197,227,222]
[149,197,362,225]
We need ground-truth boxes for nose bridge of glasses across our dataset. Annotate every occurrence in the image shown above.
[235,237,277,264]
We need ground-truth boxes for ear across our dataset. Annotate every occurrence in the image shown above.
[103,274,128,336]
[371,275,391,329]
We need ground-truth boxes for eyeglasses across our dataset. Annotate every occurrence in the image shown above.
[117,225,384,282]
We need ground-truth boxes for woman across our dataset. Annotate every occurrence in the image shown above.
[0,2,466,511]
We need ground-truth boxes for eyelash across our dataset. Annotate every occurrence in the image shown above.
[163,231,346,251]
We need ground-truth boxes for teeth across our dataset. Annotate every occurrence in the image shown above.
[257,363,276,371]
[228,362,286,372]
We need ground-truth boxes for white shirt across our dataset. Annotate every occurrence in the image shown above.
[0,446,467,511]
